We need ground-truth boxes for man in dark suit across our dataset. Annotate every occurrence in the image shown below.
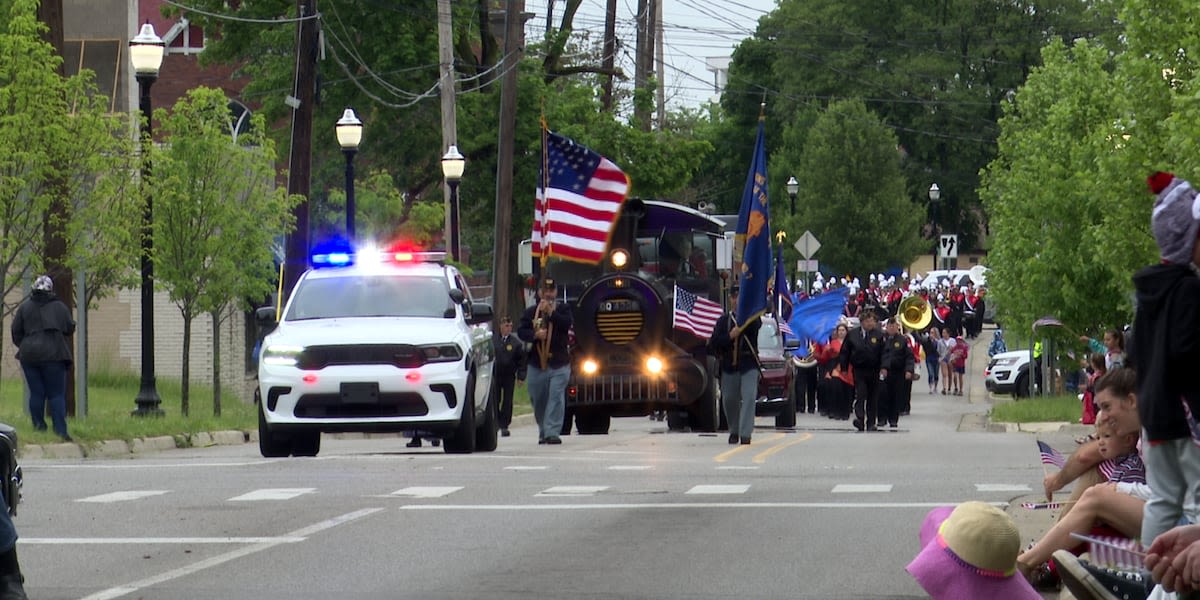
[839,310,885,431]
[493,316,527,437]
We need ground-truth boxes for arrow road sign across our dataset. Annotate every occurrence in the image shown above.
[939,234,958,259]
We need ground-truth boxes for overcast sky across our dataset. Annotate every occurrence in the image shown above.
[523,0,779,109]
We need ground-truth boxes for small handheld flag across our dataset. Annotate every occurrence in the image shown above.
[673,286,722,338]
[1037,440,1066,468]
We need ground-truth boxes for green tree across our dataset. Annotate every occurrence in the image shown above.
[788,99,924,275]
[698,0,1120,252]
[153,87,299,416]
[0,0,134,363]
[981,40,1131,334]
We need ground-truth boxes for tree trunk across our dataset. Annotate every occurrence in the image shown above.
[211,310,221,417]
[181,315,191,417]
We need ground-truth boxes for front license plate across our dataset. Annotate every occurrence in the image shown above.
[340,382,380,404]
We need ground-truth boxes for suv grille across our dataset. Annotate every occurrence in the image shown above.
[298,344,425,370]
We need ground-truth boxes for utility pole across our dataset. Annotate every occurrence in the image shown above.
[600,0,617,111]
[633,0,655,130]
[37,0,78,415]
[492,0,524,322]
[654,0,665,129]
[545,0,554,36]
[438,0,459,254]
[283,0,318,303]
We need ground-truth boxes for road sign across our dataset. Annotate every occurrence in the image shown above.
[796,259,818,273]
[793,230,820,259]
[939,234,958,259]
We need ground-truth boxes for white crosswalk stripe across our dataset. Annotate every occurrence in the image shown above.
[77,491,169,503]
[831,484,893,493]
[228,488,316,501]
[390,487,463,498]
[975,483,1031,492]
[536,486,609,497]
[686,484,750,494]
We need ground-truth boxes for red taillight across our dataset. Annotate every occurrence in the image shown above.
[302,373,318,384]
[406,371,421,383]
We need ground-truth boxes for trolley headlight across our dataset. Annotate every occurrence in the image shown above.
[610,249,629,269]
[581,359,599,375]
[645,355,664,375]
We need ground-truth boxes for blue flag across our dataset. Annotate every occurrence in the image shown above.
[774,242,793,323]
[734,120,771,325]
[787,287,849,344]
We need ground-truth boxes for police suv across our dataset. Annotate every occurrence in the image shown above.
[256,243,498,457]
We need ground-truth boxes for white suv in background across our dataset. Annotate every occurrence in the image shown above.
[984,349,1034,397]
[256,246,497,457]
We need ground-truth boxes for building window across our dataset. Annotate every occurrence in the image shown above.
[63,39,123,113]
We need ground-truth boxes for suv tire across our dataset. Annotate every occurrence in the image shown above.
[474,380,499,452]
[258,404,290,458]
[444,377,477,454]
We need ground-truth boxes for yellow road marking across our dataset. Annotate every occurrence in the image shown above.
[753,432,813,463]
[713,432,786,463]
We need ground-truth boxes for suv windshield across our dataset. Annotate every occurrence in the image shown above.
[286,274,452,320]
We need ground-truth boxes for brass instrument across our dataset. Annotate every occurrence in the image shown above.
[792,340,819,368]
[898,295,933,331]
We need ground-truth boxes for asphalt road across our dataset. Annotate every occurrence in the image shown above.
[12,337,1060,600]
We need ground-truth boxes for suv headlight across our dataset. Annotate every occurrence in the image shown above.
[262,344,305,367]
[420,344,463,364]
[992,357,1020,367]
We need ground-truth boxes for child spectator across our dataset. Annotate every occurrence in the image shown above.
[949,336,968,396]
[1080,352,1105,427]
[1080,329,1126,371]
[988,328,1007,358]
[1132,171,1200,547]
[1094,421,1148,499]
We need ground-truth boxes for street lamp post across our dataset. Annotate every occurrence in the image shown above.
[440,145,465,261]
[928,183,941,271]
[335,108,363,238]
[786,176,799,216]
[130,22,165,417]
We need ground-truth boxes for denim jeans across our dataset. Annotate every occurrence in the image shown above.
[526,365,569,440]
[721,369,759,440]
[21,361,68,438]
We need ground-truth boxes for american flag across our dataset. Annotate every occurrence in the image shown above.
[673,286,722,338]
[1021,501,1067,510]
[531,131,630,264]
[1099,453,1147,484]
[1070,533,1145,570]
[1038,440,1066,468]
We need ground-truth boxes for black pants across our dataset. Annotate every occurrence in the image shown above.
[497,372,517,428]
[796,366,818,413]
[853,369,880,428]
[879,374,906,426]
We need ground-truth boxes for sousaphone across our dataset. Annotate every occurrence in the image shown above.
[898,295,932,331]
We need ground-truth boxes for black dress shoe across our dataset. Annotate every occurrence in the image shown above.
[866,425,878,431]
[853,419,864,431]
[538,438,547,445]
[406,438,421,448]
[740,437,751,445]
[889,422,898,428]
[728,434,739,444]
[545,437,562,445]
[501,429,511,437]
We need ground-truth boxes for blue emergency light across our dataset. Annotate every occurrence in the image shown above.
[310,238,356,268]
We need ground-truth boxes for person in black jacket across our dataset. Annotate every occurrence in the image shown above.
[877,319,915,428]
[707,286,761,445]
[1133,171,1200,548]
[493,316,527,437]
[11,275,75,442]
[839,310,885,432]
[518,278,573,445]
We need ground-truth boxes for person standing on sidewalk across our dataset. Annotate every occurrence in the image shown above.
[492,317,526,437]
[11,275,75,442]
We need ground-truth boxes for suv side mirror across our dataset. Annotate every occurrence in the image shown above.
[468,302,494,325]
[255,306,277,324]
[449,289,466,304]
